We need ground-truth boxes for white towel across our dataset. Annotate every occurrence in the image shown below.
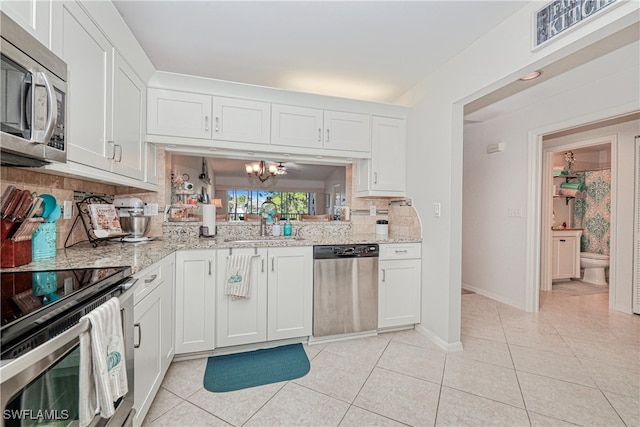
[79,297,128,427]
[225,254,252,300]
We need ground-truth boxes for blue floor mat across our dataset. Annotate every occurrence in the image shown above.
[203,343,310,393]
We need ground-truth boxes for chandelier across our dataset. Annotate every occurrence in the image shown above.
[245,160,278,184]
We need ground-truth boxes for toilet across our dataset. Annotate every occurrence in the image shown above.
[579,252,609,285]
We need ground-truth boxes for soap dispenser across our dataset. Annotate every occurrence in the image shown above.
[272,218,281,237]
[283,218,292,236]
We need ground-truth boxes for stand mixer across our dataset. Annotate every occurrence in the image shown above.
[113,197,152,242]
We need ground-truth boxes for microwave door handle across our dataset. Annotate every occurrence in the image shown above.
[35,71,58,143]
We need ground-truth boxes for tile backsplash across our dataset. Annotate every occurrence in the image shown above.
[0,151,421,250]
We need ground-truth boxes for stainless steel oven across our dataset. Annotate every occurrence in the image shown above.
[0,267,136,427]
[0,12,67,167]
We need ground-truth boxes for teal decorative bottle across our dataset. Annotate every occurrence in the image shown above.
[283,219,292,236]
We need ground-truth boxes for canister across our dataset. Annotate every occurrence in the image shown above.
[376,220,389,237]
[32,223,56,259]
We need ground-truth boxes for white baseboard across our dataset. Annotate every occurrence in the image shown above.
[462,282,526,311]
[415,324,463,353]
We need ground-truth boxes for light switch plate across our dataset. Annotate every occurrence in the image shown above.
[63,200,73,219]
[434,203,441,218]
[369,205,377,216]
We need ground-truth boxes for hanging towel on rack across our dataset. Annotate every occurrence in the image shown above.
[225,255,252,300]
[79,297,128,427]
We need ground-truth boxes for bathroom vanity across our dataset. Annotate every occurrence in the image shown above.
[551,229,583,280]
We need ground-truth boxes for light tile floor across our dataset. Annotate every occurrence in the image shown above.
[143,290,639,426]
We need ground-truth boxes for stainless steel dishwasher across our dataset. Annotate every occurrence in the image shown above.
[313,244,379,337]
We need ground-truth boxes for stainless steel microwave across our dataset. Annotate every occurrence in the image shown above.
[1,12,67,167]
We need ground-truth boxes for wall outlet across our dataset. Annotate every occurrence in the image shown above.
[144,203,159,216]
[369,205,377,216]
[63,200,73,219]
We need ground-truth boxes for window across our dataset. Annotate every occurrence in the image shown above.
[226,190,317,220]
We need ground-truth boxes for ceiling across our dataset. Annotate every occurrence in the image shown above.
[113,1,527,103]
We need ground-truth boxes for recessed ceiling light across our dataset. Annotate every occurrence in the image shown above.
[519,70,542,81]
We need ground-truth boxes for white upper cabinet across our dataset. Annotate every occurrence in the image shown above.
[357,116,406,197]
[147,90,271,145]
[323,110,370,152]
[271,104,370,152]
[212,96,271,144]
[1,0,51,47]
[271,104,324,149]
[51,1,113,172]
[112,51,145,180]
[147,89,212,139]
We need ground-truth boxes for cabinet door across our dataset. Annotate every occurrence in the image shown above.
[145,143,159,185]
[212,97,270,144]
[370,116,406,192]
[175,250,215,354]
[147,89,212,139]
[51,1,113,171]
[160,255,175,372]
[2,0,51,47]
[133,284,163,426]
[216,248,268,347]
[553,236,578,279]
[378,259,421,328]
[267,246,313,340]
[111,52,145,180]
[271,104,323,148]
[323,111,370,152]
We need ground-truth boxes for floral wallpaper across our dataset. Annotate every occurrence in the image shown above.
[574,169,611,255]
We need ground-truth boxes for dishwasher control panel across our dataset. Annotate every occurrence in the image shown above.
[313,244,379,259]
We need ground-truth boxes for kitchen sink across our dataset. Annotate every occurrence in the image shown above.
[224,237,305,243]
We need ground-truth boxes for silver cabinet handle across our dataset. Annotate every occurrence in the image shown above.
[326,128,330,142]
[116,144,122,162]
[107,141,116,160]
[261,256,265,273]
[394,250,408,254]
[134,323,141,348]
[271,257,275,272]
[144,274,158,284]
[208,260,212,275]
[381,269,386,282]
[318,128,322,142]
[374,172,378,184]
[215,117,219,132]
[204,116,209,131]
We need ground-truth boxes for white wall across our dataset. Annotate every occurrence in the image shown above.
[397,1,639,347]
[463,43,639,309]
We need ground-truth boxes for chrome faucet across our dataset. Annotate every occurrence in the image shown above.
[259,197,277,237]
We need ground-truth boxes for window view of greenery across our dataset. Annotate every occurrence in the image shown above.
[227,190,317,220]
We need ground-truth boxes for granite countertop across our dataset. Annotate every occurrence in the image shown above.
[2,233,421,274]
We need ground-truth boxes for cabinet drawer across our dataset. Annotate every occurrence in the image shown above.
[379,243,421,260]
[133,262,164,305]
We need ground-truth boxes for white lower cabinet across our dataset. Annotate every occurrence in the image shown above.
[175,249,216,354]
[378,243,421,329]
[551,230,582,280]
[216,246,313,347]
[133,254,175,426]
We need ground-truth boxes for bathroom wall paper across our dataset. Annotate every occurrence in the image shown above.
[574,169,611,254]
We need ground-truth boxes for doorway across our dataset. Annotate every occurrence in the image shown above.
[540,138,615,303]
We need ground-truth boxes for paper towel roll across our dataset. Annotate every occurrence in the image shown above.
[202,204,216,236]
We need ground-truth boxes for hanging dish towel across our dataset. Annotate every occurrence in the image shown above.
[225,254,253,300]
[79,297,128,427]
